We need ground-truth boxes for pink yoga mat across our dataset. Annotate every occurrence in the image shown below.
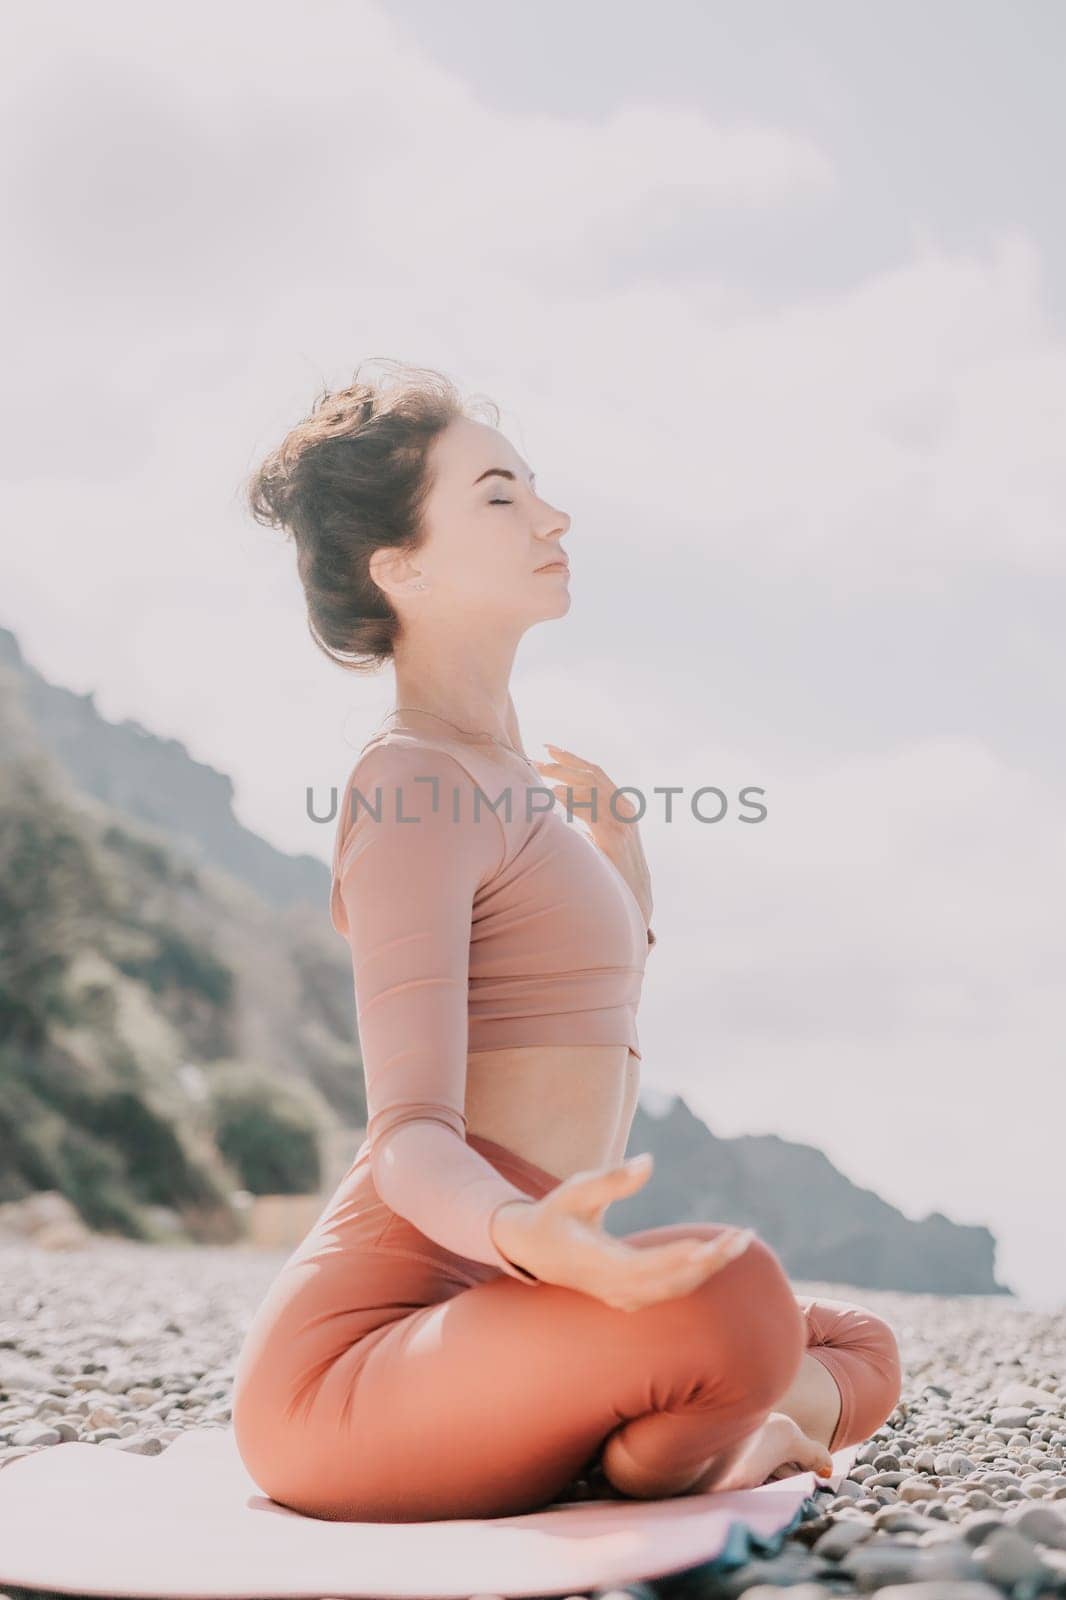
[0,1426,858,1598]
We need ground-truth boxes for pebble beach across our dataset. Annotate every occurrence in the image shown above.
[1,1238,1064,1600]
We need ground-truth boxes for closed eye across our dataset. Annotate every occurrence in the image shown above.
[489,498,513,506]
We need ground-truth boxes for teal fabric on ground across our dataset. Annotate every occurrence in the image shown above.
[652,1493,818,1594]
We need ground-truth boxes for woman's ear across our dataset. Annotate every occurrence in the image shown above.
[369,545,417,602]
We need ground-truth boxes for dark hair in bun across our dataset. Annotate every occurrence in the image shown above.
[247,357,499,672]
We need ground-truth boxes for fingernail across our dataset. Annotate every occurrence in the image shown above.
[723,1228,755,1255]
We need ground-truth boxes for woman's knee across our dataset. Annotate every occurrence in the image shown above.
[661,1230,806,1409]
[846,1311,903,1438]
[719,1235,807,1401]
[805,1302,904,1446]
[622,1223,806,1405]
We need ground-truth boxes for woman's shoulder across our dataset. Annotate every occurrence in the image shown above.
[348,725,548,791]
[345,727,489,789]
[333,730,510,870]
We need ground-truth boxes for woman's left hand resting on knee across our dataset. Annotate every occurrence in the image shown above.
[490,1152,754,1311]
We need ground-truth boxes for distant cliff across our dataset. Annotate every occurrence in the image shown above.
[609,1094,1010,1295]
[0,623,1011,1292]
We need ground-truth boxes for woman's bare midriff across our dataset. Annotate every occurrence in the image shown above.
[464,1042,639,1182]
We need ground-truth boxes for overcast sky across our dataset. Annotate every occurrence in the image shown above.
[2,1,1063,1309]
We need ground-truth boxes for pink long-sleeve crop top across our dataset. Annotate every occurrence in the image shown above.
[329,726,653,1283]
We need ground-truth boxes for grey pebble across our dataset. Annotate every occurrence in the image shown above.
[812,1518,875,1559]
[896,1477,932,1502]
[116,1433,165,1455]
[971,1525,1052,1587]
[10,1424,61,1448]
[730,1587,831,1600]
[713,1547,821,1596]
[990,1406,1034,1429]
[869,1585,1002,1600]
[872,1506,938,1534]
[839,1540,923,1589]
[913,1538,983,1581]
[1005,1500,1066,1547]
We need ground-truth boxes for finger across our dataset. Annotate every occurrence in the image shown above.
[544,790,592,812]
[535,762,593,784]
[535,768,628,819]
[553,1154,654,1212]
[607,1230,750,1293]
[541,782,599,808]
[534,764,592,784]
[620,1230,757,1304]
[532,765,591,790]
[656,1229,754,1280]
[690,1228,756,1269]
[544,745,601,776]
[668,1232,757,1297]
[547,745,598,777]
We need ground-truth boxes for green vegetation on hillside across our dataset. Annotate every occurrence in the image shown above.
[0,678,361,1244]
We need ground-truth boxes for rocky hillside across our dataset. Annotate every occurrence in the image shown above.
[0,627,326,913]
[0,648,365,1245]
[613,1095,1009,1295]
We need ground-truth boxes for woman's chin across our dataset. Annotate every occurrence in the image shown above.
[535,588,572,618]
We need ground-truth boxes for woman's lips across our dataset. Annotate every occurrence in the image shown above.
[537,562,569,573]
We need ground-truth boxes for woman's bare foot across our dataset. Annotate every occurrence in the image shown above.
[688,1412,834,1494]
[601,1411,834,1501]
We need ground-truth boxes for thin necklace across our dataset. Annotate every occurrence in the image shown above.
[378,705,541,777]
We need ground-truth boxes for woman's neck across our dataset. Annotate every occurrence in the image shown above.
[385,697,529,758]
[391,622,523,737]
[390,691,521,752]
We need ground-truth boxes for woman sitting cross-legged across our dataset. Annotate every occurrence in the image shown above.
[231,362,903,1522]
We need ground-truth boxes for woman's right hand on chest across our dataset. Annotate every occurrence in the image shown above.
[489,1153,756,1311]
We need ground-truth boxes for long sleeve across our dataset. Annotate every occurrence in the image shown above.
[331,742,540,1282]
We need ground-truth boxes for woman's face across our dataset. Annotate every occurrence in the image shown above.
[383,415,572,626]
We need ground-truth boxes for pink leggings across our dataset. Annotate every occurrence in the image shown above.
[232,1133,902,1522]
